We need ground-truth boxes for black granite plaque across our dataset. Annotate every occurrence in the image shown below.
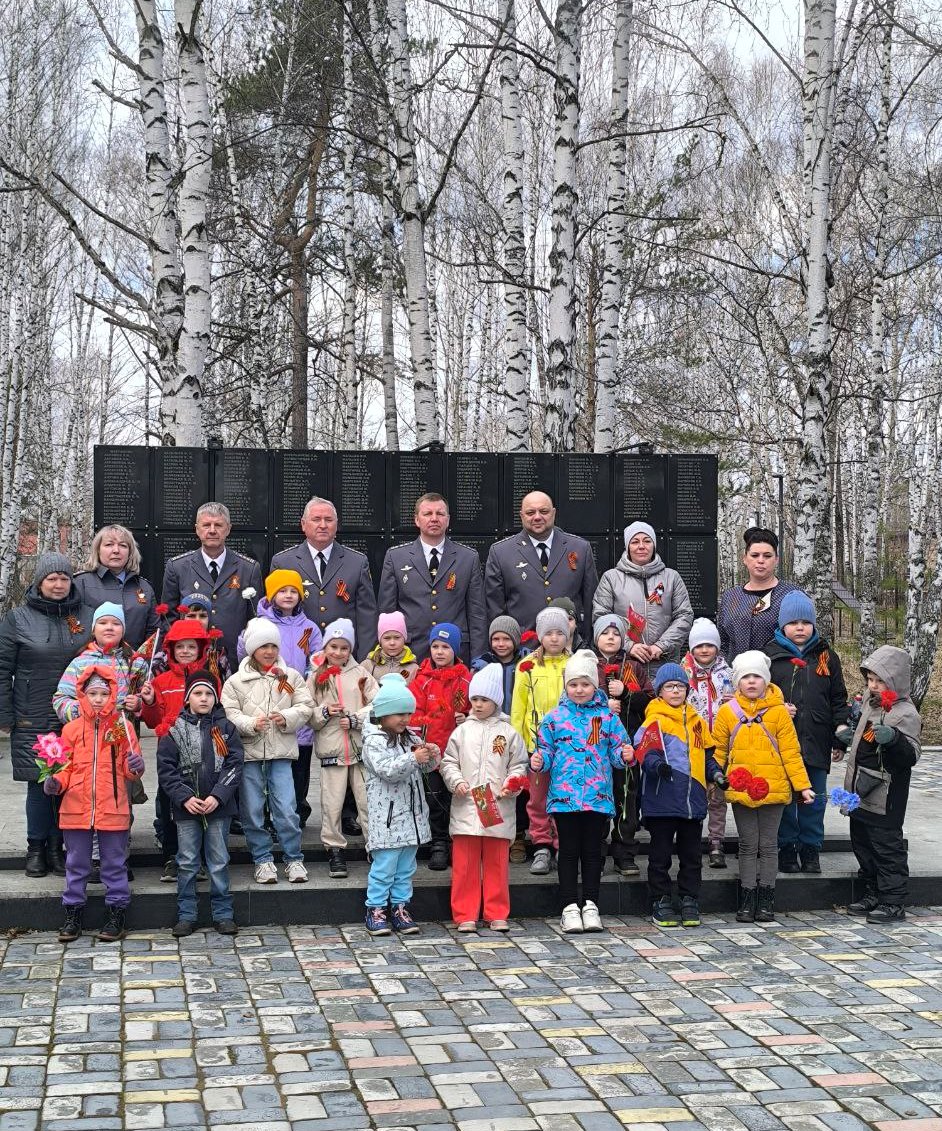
[151,532,200,581]
[390,451,446,529]
[451,533,495,571]
[273,451,332,530]
[614,454,668,529]
[666,534,718,617]
[94,447,152,529]
[213,449,270,529]
[586,534,613,575]
[334,451,386,531]
[335,534,387,596]
[557,454,610,533]
[503,453,557,528]
[669,455,718,532]
[153,448,210,529]
[223,530,271,570]
[447,453,500,533]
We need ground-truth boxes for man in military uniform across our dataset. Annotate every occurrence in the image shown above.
[161,502,263,662]
[378,493,486,663]
[270,496,377,658]
[484,490,599,635]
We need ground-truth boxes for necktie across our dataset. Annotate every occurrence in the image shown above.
[429,547,440,578]
[316,552,327,585]
[537,542,549,570]
[209,560,219,587]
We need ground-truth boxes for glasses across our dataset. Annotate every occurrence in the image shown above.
[661,682,687,692]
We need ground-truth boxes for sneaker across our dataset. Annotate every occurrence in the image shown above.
[365,907,391,935]
[615,858,640,877]
[457,921,477,933]
[847,891,879,917]
[652,897,681,928]
[327,849,347,878]
[160,858,178,883]
[509,836,527,864]
[254,861,278,884]
[708,848,726,869]
[391,904,420,934]
[867,904,906,924]
[560,904,583,933]
[681,897,701,927]
[213,919,239,935]
[530,848,553,876]
[489,920,510,932]
[581,900,603,932]
[171,920,196,937]
[286,860,308,883]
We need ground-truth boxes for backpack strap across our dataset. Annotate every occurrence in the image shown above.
[728,701,780,754]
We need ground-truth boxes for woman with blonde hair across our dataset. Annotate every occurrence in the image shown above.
[74,525,157,649]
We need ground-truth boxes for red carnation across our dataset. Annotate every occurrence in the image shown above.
[155,603,169,617]
[208,628,224,641]
[880,690,898,712]
[521,630,538,644]
[604,663,620,676]
[746,777,770,801]
[176,604,189,614]
[316,665,341,686]
[790,658,808,669]
[727,766,753,791]
[503,774,529,794]
[519,660,535,673]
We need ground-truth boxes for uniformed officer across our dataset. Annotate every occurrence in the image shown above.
[484,490,599,635]
[161,502,263,662]
[269,496,377,659]
[378,493,486,663]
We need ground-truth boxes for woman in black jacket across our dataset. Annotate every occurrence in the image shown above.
[0,553,94,876]
[73,526,157,649]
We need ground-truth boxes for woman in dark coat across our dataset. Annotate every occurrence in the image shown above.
[73,525,157,649]
[718,527,800,661]
[0,553,94,876]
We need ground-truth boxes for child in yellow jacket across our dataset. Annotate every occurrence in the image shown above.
[712,650,812,924]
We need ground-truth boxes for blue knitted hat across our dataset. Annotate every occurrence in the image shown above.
[372,674,416,717]
[653,663,689,694]
[93,601,125,628]
[778,590,816,628]
[429,622,461,654]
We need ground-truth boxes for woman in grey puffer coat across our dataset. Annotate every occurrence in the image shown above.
[592,522,693,672]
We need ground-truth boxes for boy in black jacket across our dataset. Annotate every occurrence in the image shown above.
[765,591,849,874]
[157,670,244,937]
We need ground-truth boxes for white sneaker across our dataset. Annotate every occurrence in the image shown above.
[285,860,308,884]
[254,861,278,884]
[530,848,553,875]
[560,903,583,933]
[581,900,603,932]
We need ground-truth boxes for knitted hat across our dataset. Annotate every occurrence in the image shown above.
[377,611,407,639]
[265,569,305,603]
[181,592,212,612]
[185,668,219,701]
[689,617,721,651]
[429,622,461,654]
[548,596,576,617]
[536,607,570,641]
[594,613,626,643]
[468,663,504,706]
[34,552,73,584]
[244,617,281,656]
[778,590,816,628]
[372,673,416,717]
[732,650,771,686]
[93,601,125,627]
[83,673,110,692]
[564,649,600,688]
[624,521,657,548]
[324,618,355,648]
[654,663,690,694]
[489,615,522,650]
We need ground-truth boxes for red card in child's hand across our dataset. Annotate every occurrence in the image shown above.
[626,605,647,643]
[471,783,504,827]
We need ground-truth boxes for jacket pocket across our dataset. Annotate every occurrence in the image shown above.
[855,765,890,814]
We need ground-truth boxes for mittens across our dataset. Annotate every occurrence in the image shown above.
[712,772,730,790]
[872,724,896,746]
[43,777,62,796]
[127,751,146,776]
[833,726,854,749]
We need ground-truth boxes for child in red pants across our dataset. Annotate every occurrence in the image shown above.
[441,664,528,933]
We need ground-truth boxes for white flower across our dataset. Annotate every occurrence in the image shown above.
[242,587,257,600]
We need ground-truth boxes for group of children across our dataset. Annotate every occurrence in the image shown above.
[43,575,921,941]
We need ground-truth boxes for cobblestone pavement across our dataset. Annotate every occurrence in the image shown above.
[4,908,942,1131]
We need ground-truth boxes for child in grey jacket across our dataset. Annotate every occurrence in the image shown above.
[361,674,441,936]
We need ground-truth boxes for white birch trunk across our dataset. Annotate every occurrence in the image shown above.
[905,453,941,710]
[338,8,358,449]
[380,186,400,451]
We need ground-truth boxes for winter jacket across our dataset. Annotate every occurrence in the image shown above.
[440,712,529,840]
[73,567,158,649]
[509,652,569,751]
[363,644,419,686]
[844,645,921,828]
[592,553,694,665]
[220,657,314,762]
[308,653,379,764]
[764,632,849,770]
[537,689,630,816]
[681,651,735,731]
[0,583,94,781]
[635,698,720,821]
[156,705,244,822]
[410,660,471,754]
[53,666,144,832]
[718,581,802,661]
[713,684,810,807]
[54,641,149,724]
[142,632,233,686]
[596,651,654,735]
[361,719,441,851]
[471,648,531,713]
[139,619,211,738]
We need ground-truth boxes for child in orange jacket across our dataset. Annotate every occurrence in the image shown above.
[44,666,145,944]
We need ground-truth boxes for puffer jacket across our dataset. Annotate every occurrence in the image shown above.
[220,657,314,762]
[509,652,569,751]
[843,645,921,828]
[54,641,149,724]
[156,704,244,821]
[53,665,144,831]
[636,698,720,821]
[308,653,379,763]
[361,719,441,850]
[537,689,630,816]
[764,632,849,770]
[73,567,158,649]
[410,660,471,753]
[363,644,419,685]
[440,712,528,840]
[713,684,810,807]
[0,583,94,781]
[139,619,210,738]
[682,651,735,731]
[591,552,694,664]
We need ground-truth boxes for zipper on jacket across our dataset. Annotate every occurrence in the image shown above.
[90,719,99,829]
[386,800,394,829]
[683,711,693,819]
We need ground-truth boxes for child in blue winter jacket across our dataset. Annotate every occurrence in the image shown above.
[531,650,634,936]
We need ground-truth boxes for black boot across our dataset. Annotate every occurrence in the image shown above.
[847,889,879,917]
[327,848,348,878]
[58,907,84,943]
[97,906,127,942]
[799,845,821,874]
[756,886,775,922]
[47,841,66,877]
[736,887,756,923]
[25,841,48,878]
[777,845,801,874]
[867,904,906,924]
[428,842,450,871]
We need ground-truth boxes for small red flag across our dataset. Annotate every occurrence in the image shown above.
[633,721,664,764]
[626,605,647,643]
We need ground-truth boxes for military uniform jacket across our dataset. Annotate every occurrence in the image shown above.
[161,548,262,663]
[269,540,377,659]
[484,528,599,634]
[378,537,486,663]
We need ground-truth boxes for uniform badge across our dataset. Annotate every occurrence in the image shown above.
[445,572,456,591]
[136,590,147,605]
[228,575,241,590]
[193,581,200,590]
[568,551,578,571]
[521,572,527,580]
[336,579,350,603]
